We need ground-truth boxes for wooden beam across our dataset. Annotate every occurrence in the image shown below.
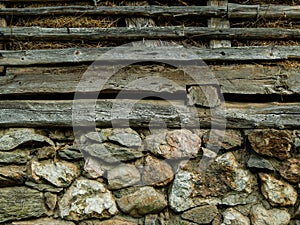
[0,100,299,129]
[0,27,299,42]
[0,4,299,19]
[1,46,300,66]
[0,3,6,75]
[208,0,231,48]
[2,64,299,96]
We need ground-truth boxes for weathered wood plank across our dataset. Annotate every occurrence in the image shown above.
[0,3,6,75]
[208,0,231,48]
[2,64,299,95]
[0,5,226,17]
[0,27,299,42]
[228,3,300,19]
[1,46,300,66]
[0,5,299,19]
[0,100,299,129]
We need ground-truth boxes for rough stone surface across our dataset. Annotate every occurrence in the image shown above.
[36,146,56,160]
[222,208,250,225]
[11,218,75,225]
[78,218,138,225]
[0,165,27,187]
[169,158,258,212]
[259,173,297,206]
[117,186,167,217]
[44,192,57,211]
[248,129,292,160]
[0,187,47,223]
[142,155,174,186]
[108,128,142,147]
[0,149,30,164]
[107,164,141,190]
[247,154,275,171]
[203,129,243,150]
[181,205,218,224]
[216,152,256,193]
[0,128,54,151]
[279,158,300,183]
[31,160,79,187]
[250,204,291,225]
[187,85,221,107]
[25,181,63,193]
[146,129,201,159]
[58,146,83,160]
[59,178,118,221]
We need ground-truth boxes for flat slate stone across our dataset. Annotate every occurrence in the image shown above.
[0,187,47,223]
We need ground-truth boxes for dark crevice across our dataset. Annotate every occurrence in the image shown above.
[223,93,300,103]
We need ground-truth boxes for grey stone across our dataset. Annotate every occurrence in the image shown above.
[222,208,250,225]
[25,181,63,193]
[142,155,174,186]
[108,128,142,147]
[0,149,30,164]
[58,146,83,160]
[0,165,27,187]
[259,173,297,206]
[117,186,167,217]
[146,129,201,159]
[248,129,292,160]
[31,160,79,187]
[247,154,275,171]
[59,178,118,221]
[187,85,221,107]
[0,128,54,151]
[181,205,219,224]
[11,218,75,225]
[78,218,138,225]
[83,156,116,179]
[0,187,47,223]
[104,143,143,162]
[107,164,141,190]
[250,204,291,225]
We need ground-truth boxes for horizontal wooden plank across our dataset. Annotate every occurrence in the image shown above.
[0,4,299,19]
[2,64,300,95]
[0,100,299,129]
[0,5,226,17]
[0,27,299,42]
[1,46,300,66]
[228,4,300,19]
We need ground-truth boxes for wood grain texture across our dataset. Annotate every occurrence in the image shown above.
[0,4,299,19]
[0,100,298,129]
[2,64,299,96]
[1,46,300,66]
[0,27,299,42]
[208,0,231,48]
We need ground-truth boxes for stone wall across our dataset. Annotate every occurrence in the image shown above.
[0,128,299,225]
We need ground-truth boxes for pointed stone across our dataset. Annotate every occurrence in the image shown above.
[181,205,218,224]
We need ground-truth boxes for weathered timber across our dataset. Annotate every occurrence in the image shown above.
[2,44,300,63]
[1,46,300,66]
[2,64,299,95]
[0,27,299,42]
[228,3,300,19]
[208,0,231,48]
[0,5,225,17]
[0,100,299,129]
[0,4,299,19]
[0,3,6,74]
